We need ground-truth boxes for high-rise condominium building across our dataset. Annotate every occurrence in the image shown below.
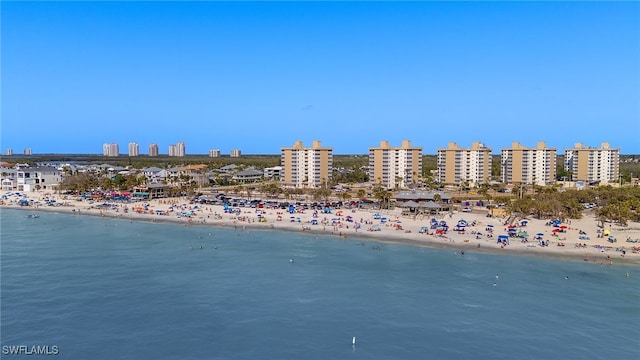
[230,149,242,158]
[148,143,159,157]
[177,141,185,156]
[369,140,423,189]
[5,149,13,155]
[209,149,221,158]
[501,141,556,186]
[565,142,620,184]
[103,143,119,157]
[169,142,186,157]
[128,142,139,157]
[23,148,32,155]
[281,140,333,188]
[437,142,492,185]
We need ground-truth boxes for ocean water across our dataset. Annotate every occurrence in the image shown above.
[1,208,639,360]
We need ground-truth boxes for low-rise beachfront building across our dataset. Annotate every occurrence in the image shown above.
[437,142,492,186]
[177,164,209,186]
[280,140,333,188]
[565,142,620,184]
[501,141,557,186]
[219,164,238,173]
[232,169,263,183]
[1,167,17,191]
[140,167,166,184]
[132,184,168,200]
[264,166,282,179]
[16,166,64,191]
[369,140,423,189]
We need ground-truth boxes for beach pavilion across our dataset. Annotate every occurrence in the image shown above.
[395,191,452,214]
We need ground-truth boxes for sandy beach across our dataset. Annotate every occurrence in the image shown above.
[3,191,640,267]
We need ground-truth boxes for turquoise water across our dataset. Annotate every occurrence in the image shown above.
[2,208,639,359]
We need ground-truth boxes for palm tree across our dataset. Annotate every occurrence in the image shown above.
[339,191,352,202]
[374,188,392,210]
[262,182,282,199]
[137,174,147,186]
[395,176,403,190]
[283,188,292,200]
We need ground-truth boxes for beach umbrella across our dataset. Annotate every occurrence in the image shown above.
[536,232,544,236]
[560,225,568,229]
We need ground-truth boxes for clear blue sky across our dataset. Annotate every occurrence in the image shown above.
[2,1,639,155]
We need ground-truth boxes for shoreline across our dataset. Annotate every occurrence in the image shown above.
[3,194,640,267]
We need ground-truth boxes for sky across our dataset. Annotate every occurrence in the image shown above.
[2,1,639,155]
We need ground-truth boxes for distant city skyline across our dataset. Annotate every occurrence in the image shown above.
[2,2,639,154]
[1,140,630,157]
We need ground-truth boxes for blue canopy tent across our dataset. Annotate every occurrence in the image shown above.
[497,235,510,244]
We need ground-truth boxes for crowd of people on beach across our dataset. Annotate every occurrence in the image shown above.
[3,190,640,265]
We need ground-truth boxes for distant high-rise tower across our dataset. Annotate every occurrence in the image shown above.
[565,142,620,184]
[369,140,423,189]
[177,141,186,157]
[501,142,556,186]
[5,149,13,155]
[209,149,221,158]
[280,141,333,188]
[437,142,492,186]
[148,143,159,156]
[128,142,139,157]
[230,149,242,158]
[23,148,32,155]
[103,143,119,157]
[169,142,186,157]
